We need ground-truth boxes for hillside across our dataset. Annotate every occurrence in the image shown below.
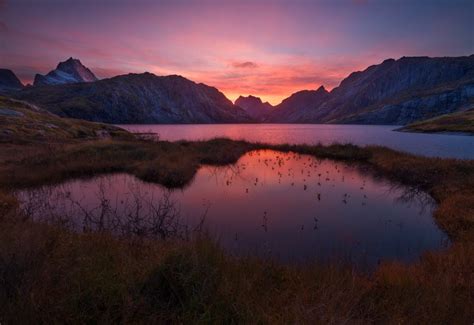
[14,73,253,124]
[266,55,474,125]
[0,96,129,143]
[266,86,329,122]
[0,69,24,93]
[399,109,474,134]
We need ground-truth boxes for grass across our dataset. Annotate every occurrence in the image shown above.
[0,135,473,322]
[0,96,131,143]
[400,109,474,134]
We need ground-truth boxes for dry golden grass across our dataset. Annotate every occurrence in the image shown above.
[0,96,131,143]
[400,109,474,134]
[0,137,473,323]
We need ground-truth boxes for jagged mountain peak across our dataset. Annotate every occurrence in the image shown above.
[34,57,98,86]
[236,95,264,104]
[316,85,328,93]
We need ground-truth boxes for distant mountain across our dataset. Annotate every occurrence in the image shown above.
[266,55,474,125]
[15,72,253,124]
[266,86,329,123]
[34,57,98,86]
[235,95,273,121]
[0,69,24,92]
[8,55,474,125]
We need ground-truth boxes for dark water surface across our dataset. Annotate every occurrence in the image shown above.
[17,150,449,268]
[119,124,474,159]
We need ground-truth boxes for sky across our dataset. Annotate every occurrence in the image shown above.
[0,0,473,105]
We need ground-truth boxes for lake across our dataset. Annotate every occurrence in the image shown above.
[119,124,474,159]
[17,150,449,268]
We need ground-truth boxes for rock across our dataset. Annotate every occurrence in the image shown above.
[0,107,24,117]
[95,129,111,138]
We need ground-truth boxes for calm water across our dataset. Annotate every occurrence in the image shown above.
[17,150,448,268]
[119,124,474,159]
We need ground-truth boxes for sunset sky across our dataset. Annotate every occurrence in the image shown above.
[1,0,473,105]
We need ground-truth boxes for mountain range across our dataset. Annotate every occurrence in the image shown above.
[270,56,474,125]
[2,55,474,125]
[15,72,251,124]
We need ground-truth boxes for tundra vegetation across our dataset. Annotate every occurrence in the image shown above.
[0,96,473,323]
[400,108,474,134]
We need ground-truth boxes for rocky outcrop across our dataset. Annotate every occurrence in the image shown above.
[0,69,24,92]
[33,57,98,86]
[15,73,253,124]
[266,55,474,125]
[235,95,273,121]
[336,82,474,125]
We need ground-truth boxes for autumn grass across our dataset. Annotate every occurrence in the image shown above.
[0,96,131,143]
[400,108,474,134]
[0,137,473,323]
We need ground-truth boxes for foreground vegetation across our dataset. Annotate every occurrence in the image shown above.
[400,108,474,134]
[1,136,473,323]
[0,98,473,323]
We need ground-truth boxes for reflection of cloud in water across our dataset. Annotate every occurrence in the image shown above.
[16,150,449,269]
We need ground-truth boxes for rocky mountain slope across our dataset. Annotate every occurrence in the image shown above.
[34,57,98,86]
[6,55,474,125]
[15,73,253,124]
[266,86,329,123]
[266,55,474,125]
[235,95,273,121]
[0,69,24,93]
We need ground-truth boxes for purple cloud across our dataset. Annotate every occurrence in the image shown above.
[232,61,258,69]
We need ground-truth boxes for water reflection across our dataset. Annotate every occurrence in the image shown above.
[119,124,474,159]
[17,150,449,267]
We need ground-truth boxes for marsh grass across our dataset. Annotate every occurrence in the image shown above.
[0,137,473,323]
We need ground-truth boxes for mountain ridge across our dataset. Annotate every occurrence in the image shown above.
[266,55,474,124]
[15,72,253,124]
[5,55,474,125]
[266,85,329,122]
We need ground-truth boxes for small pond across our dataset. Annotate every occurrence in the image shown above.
[17,150,449,268]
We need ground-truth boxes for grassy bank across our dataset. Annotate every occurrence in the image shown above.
[1,136,473,323]
[0,96,131,143]
[399,109,474,134]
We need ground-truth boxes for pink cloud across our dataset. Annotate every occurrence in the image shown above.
[2,0,471,105]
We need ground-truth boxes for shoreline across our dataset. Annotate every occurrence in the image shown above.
[0,136,473,323]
